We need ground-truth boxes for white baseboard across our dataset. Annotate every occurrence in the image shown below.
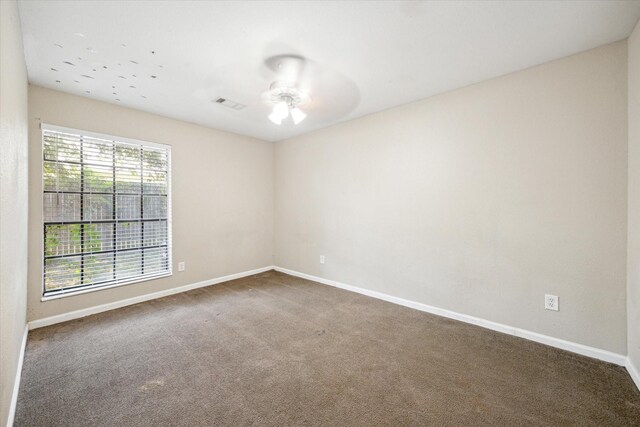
[28,266,275,330]
[627,358,640,392]
[274,266,627,366]
[24,264,632,371]
[6,325,28,427]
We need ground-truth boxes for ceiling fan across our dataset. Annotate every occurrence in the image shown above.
[258,52,359,127]
[261,54,312,125]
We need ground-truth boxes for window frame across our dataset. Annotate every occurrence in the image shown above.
[40,123,173,301]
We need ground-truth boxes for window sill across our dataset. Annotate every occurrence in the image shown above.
[41,271,173,301]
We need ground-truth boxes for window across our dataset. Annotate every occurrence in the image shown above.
[41,124,171,298]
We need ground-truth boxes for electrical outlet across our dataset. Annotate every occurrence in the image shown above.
[178,261,185,272]
[545,294,558,311]
[320,255,325,264]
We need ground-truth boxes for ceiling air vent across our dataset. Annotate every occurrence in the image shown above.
[214,97,246,110]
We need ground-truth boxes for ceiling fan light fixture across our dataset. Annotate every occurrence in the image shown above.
[291,107,306,124]
[268,111,283,125]
[269,101,289,125]
[262,81,311,125]
[274,101,289,118]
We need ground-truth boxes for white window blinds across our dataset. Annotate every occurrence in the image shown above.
[42,124,172,297]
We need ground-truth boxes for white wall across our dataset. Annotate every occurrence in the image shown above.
[628,20,640,377]
[27,86,274,321]
[275,41,628,355]
[0,1,29,425]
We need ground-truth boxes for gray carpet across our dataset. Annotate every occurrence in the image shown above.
[15,270,640,426]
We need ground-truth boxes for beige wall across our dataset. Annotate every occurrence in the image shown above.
[27,86,274,321]
[0,1,29,425]
[628,20,640,372]
[275,41,628,354]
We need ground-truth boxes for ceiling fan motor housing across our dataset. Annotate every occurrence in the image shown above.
[262,80,311,108]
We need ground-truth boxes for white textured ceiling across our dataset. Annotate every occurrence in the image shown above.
[18,1,640,142]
